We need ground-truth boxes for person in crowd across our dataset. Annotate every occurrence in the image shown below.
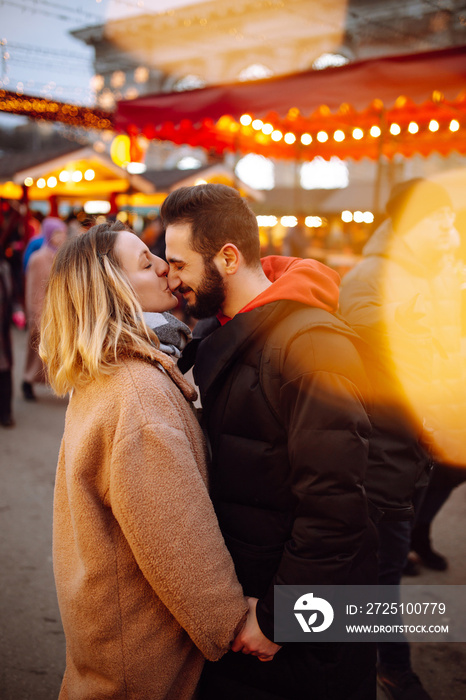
[22,216,68,401]
[38,221,255,700]
[405,460,466,574]
[1,201,28,326]
[22,210,46,272]
[281,222,310,258]
[162,184,378,700]
[339,178,464,700]
[0,254,14,427]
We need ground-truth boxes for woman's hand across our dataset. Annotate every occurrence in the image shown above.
[231,597,282,662]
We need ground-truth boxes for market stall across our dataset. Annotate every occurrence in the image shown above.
[113,46,466,162]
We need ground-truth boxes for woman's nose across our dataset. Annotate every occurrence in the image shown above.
[153,255,169,276]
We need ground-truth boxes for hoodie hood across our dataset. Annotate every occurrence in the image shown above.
[239,255,340,314]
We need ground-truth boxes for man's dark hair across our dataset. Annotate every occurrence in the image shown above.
[161,183,261,266]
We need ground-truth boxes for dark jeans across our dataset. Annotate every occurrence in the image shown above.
[376,519,412,670]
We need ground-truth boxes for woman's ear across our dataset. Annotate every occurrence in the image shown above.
[216,243,241,276]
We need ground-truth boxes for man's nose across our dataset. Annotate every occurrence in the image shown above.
[167,266,181,290]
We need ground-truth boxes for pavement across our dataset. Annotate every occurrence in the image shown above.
[1,326,465,700]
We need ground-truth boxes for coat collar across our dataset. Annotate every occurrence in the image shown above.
[193,301,288,401]
[137,347,198,402]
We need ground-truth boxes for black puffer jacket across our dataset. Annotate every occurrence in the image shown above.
[339,220,442,519]
[193,297,378,700]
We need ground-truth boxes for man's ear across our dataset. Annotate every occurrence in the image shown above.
[216,243,241,275]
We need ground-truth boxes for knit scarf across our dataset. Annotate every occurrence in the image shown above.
[143,312,192,358]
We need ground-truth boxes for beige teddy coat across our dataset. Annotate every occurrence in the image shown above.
[53,351,247,700]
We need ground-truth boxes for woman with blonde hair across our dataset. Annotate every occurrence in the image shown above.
[39,220,247,700]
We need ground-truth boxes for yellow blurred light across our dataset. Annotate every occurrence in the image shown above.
[84,169,95,181]
[262,123,274,135]
[134,66,149,84]
[352,128,364,140]
[363,211,374,224]
[390,123,401,135]
[195,179,208,185]
[240,114,252,126]
[0,181,22,198]
[252,119,264,130]
[59,170,70,183]
[47,176,57,188]
[72,171,83,183]
[370,125,381,137]
[110,134,131,167]
[24,177,33,187]
[84,200,111,215]
[353,210,364,223]
[408,121,419,134]
[281,216,298,227]
[257,215,278,227]
[429,119,439,132]
[301,133,312,145]
[341,210,352,222]
[37,178,46,189]
[284,132,296,144]
[271,130,283,141]
[317,131,328,143]
[449,119,460,132]
[305,216,323,227]
[111,70,126,89]
[334,130,345,142]
[90,74,105,91]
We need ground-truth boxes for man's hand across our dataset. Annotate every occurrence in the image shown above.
[231,597,282,662]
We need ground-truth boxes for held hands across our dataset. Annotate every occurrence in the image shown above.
[231,597,282,662]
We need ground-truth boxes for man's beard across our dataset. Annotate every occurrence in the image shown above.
[182,259,226,319]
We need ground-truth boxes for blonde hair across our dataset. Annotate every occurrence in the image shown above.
[39,220,160,396]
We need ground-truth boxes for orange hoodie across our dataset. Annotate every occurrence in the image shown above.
[218,255,340,325]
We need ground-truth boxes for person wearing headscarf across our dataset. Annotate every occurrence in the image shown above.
[22,216,68,401]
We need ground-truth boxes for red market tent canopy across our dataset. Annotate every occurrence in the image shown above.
[114,46,466,161]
